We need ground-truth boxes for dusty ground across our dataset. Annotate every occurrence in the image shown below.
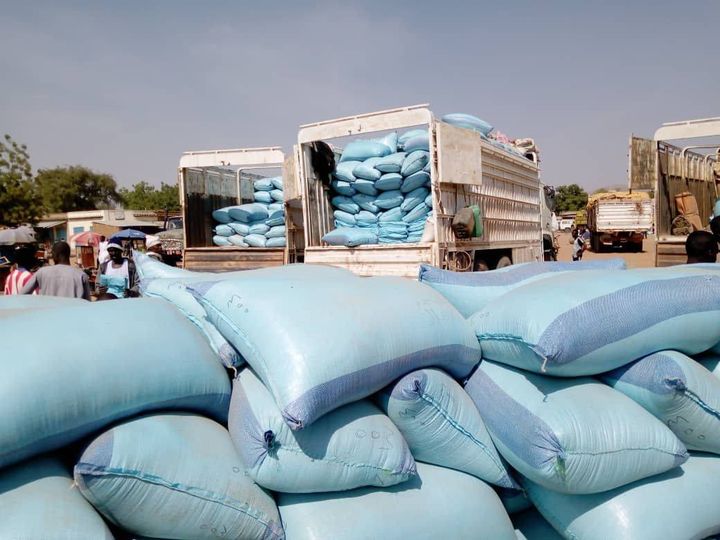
[555,232,656,268]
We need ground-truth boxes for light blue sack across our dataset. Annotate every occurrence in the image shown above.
[339,141,391,163]
[398,128,427,148]
[425,194,433,208]
[278,462,516,540]
[353,163,382,182]
[353,179,378,196]
[213,235,231,246]
[356,210,378,224]
[255,191,273,203]
[402,202,429,223]
[375,152,406,173]
[249,223,270,235]
[266,237,286,248]
[140,277,242,368]
[331,179,354,195]
[0,295,84,317]
[400,187,429,212]
[0,457,113,539]
[0,299,230,468]
[470,267,720,376]
[334,161,361,182]
[402,134,430,153]
[228,235,248,247]
[603,351,720,454]
[266,216,285,227]
[496,487,532,515]
[442,113,493,136]
[133,250,191,280]
[271,176,283,189]
[333,210,357,225]
[331,196,360,214]
[270,189,284,202]
[215,224,233,237]
[189,267,480,429]
[254,178,274,191]
[375,132,398,154]
[75,413,284,540]
[268,202,284,213]
[513,509,563,540]
[379,208,405,222]
[419,259,628,318]
[377,368,516,488]
[231,369,415,493]
[400,151,430,177]
[228,203,269,223]
[266,226,286,239]
[465,361,688,494]
[375,173,403,191]
[323,227,378,247]
[352,193,380,213]
[524,453,720,540]
[401,171,430,193]
[245,233,267,247]
[212,206,242,224]
[698,353,720,379]
[375,190,404,210]
[228,221,251,235]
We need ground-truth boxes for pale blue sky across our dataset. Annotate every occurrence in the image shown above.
[1,0,718,192]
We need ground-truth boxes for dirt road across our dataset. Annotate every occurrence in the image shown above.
[555,232,657,268]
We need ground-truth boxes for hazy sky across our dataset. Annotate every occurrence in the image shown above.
[1,0,718,192]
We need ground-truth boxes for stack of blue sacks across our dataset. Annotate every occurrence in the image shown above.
[211,176,286,248]
[322,129,434,247]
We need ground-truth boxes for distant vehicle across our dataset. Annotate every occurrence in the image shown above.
[587,191,653,252]
[557,218,574,231]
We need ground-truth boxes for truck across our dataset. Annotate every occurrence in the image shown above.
[178,147,304,272]
[293,104,543,277]
[586,191,653,252]
[628,117,720,266]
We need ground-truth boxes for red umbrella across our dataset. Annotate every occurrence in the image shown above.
[71,231,103,247]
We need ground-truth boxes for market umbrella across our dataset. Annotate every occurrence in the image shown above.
[109,229,147,242]
[0,226,36,246]
[71,231,103,247]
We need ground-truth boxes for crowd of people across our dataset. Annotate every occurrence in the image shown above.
[2,238,141,301]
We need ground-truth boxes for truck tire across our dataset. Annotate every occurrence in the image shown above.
[592,234,601,253]
[495,256,512,269]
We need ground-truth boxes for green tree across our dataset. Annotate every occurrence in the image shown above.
[554,184,589,213]
[0,134,43,226]
[119,181,180,211]
[36,165,121,212]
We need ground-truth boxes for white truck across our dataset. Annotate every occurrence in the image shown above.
[293,104,543,277]
[629,117,720,266]
[178,147,304,272]
[586,192,653,252]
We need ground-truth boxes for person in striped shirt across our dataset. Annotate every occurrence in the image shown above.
[3,245,38,295]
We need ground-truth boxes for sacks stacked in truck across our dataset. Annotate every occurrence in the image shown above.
[211,176,286,247]
[322,129,433,247]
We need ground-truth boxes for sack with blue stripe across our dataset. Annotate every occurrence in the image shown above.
[377,367,515,488]
[470,267,720,376]
[603,350,720,454]
[465,360,688,494]
[523,453,720,540]
[75,413,284,540]
[189,265,480,430]
[0,457,113,539]
[278,462,516,540]
[418,259,627,318]
[230,369,415,493]
[0,298,230,469]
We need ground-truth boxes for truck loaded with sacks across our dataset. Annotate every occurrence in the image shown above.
[586,191,653,252]
[292,104,543,277]
[179,146,304,272]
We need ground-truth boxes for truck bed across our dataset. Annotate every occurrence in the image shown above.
[183,247,285,272]
[590,200,653,232]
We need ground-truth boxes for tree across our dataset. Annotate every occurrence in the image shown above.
[119,181,180,211]
[36,165,121,212]
[0,134,44,226]
[554,184,589,213]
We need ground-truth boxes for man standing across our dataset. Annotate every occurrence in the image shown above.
[97,241,138,299]
[571,229,585,262]
[4,245,37,295]
[685,231,718,264]
[21,241,91,299]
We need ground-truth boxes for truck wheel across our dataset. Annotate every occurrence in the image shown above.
[592,235,600,253]
[495,256,512,269]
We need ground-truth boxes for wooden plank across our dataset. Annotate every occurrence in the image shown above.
[304,245,432,278]
[183,248,285,272]
[436,122,483,185]
[656,240,687,267]
[629,136,657,191]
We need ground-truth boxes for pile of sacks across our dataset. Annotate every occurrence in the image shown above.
[4,253,720,540]
[211,176,286,248]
